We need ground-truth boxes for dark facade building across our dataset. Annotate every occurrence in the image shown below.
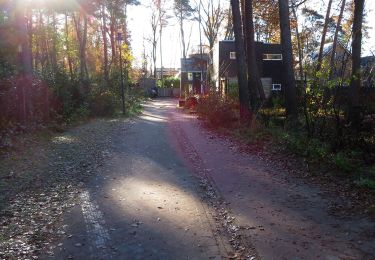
[180,53,209,95]
[213,40,284,97]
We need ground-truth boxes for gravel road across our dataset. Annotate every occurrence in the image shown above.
[51,100,231,259]
[2,98,374,259]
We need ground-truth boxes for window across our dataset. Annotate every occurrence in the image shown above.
[230,52,236,60]
[263,54,283,60]
[188,73,193,81]
[0,11,9,24]
[272,84,282,91]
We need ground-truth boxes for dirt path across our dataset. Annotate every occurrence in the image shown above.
[1,99,374,259]
[50,100,230,259]
[167,99,375,259]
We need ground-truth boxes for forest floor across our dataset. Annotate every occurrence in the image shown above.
[0,98,374,259]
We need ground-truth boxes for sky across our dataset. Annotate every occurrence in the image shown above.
[128,0,375,69]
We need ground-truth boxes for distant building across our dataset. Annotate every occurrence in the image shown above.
[212,40,284,97]
[361,56,375,88]
[155,68,179,80]
[180,53,209,95]
[302,42,352,80]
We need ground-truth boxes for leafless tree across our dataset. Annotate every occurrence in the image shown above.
[198,0,225,84]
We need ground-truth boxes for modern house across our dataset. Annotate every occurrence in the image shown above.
[180,53,209,95]
[155,68,179,80]
[212,40,284,97]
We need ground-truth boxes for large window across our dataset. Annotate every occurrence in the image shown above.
[188,72,193,81]
[263,54,283,60]
[230,52,236,60]
[272,84,282,91]
[0,11,9,24]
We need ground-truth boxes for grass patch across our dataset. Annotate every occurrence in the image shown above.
[223,121,371,187]
[356,178,375,190]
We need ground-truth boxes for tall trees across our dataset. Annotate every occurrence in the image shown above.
[156,0,169,86]
[64,12,74,81]
[14,0,32,123]
[223,6,234,40]
[291,0,304,81]
[316,0,333,72]
[253,0,280,43]
[150,3,158,78]
[230,0,250,120]
[278,0,298,119]
[199,0,225,83]
[348,0,365,127]
[174,0,194,61]
[147,0,169,82]
[101,1,109,84]
[0,0,138,127]
[329,0,346,79]
[73,12,89,86]
[242,0,265,111]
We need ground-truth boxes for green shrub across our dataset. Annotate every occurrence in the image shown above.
[162,77,180,88]
[197,92,237,127]
[278,132,330,161]
[333,151,355,173]
[227,82,239,101]
[157,77,180,88]
[68,103,90,123]
[90,91,118,117]
[355,178,375,190]
[307,138,329,159]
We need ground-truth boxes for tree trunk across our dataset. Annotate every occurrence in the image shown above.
[316,0,333,72]
[15,3,33,123]
[151,6,158,78]
[180,9,187,61]
[101,3,109,85]
[82,15,88,82]
[64,13,74,81]
[348,0,365,128]
[278,0,298,119]
[291,5,304,82]
[329,0,346,79]
[153,29,157,78]
[230,0,250,120]
[109,11,117,66]
[159,12,163,87]
[73,12,89,99]
[198,0,204,94]
[51,12,58,73]
[243,0,265,111]
[39,12,47,73]
[26,6,33,72]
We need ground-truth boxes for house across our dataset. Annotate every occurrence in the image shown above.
[155,68,179,80]
[302,42,352,79]
[361,56,375,88]
[212,40,284,97]
[180,53,209,95]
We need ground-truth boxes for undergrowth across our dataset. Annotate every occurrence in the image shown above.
[196,94,375,191]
